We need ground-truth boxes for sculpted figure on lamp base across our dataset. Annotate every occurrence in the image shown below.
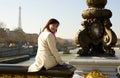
[76,18,117,56]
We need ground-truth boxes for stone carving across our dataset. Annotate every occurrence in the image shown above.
[75,0,117,56]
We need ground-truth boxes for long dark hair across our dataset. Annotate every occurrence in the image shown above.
[42,18,60,32]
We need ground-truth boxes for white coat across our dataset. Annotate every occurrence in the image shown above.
[28,29,64,72]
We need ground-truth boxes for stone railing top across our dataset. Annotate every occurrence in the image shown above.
[70,57,120,66]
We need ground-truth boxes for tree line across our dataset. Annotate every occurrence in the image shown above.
[0,22,38,48]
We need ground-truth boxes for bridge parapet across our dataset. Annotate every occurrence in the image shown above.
[0,64,75,78]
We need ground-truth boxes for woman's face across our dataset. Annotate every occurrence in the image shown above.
[49,23,59,33]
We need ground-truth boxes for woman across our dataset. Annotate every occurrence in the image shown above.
[28,18,65,72]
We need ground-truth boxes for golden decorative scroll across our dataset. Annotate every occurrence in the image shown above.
[40,76,53,78]
[83,70,108,78]
[0,74,52,78]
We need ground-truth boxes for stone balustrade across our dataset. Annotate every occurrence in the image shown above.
[0,64,76,78]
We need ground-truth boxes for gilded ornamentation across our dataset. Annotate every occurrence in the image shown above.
[40,76,53,78]
[0,74,52,78]
[83,70,108,78]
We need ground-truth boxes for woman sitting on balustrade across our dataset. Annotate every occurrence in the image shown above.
[28,18,65,72]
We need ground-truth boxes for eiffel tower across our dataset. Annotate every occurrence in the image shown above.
[18,6,22,31]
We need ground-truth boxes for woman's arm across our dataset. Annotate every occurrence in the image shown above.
[46,33,64,65]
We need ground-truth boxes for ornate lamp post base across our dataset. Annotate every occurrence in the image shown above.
[71,0,119,78]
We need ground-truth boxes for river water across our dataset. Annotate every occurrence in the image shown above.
[16,48,120,65]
